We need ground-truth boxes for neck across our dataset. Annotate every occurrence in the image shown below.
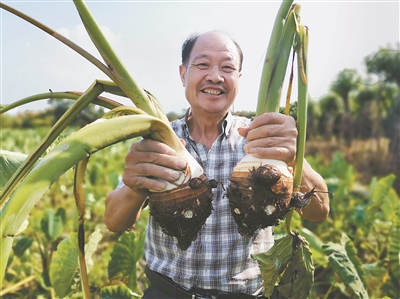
[187,110,227,149]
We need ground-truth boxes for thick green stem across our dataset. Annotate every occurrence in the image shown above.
[0,114,184,284]
[286,24,309,236]
[73,0,168,123]
[293,25,309,190]
[256,1,297,115]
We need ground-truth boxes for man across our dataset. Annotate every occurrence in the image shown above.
[105,31,330,299]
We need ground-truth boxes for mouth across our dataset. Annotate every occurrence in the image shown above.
[201,89,224,96]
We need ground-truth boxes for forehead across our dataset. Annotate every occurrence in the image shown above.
[190,32,240,63]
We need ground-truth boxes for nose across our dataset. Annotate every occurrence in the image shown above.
[206,65,224,83]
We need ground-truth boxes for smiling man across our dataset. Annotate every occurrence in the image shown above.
[105,31,330,299]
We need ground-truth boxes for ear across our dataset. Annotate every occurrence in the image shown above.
[179,64,187,87]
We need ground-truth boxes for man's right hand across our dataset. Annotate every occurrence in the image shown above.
[122,139,188,192]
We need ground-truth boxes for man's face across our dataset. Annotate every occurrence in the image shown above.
[179,32,242,116]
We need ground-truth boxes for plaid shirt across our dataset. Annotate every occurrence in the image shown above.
[145,109,274,294]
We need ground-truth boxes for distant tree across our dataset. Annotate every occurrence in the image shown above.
[318,93,344,140]
[365,45,400,86]
[365,45,400,193]
[330,69,360,145]
[47,98,105,127]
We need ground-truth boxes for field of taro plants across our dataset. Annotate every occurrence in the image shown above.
[0,127,398,299]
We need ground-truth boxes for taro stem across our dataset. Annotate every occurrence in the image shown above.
[227,2,300,237]
[285,24,309,235]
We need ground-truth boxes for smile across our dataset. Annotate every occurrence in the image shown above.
[202,89,223,95]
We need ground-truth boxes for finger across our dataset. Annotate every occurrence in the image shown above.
[247,146,296,164]
[123,174,167,192]
[135,138,177,155]
[238,126,249,137]
[249,112,287,130]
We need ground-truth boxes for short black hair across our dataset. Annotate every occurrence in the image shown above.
[181,31,244,72]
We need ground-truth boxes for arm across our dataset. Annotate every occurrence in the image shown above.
[104,139,187,232]
[240,112,330,222]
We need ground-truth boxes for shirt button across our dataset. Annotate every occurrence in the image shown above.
[205,236,211,242]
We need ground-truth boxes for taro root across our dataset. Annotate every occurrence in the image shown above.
[148,174,215,250]
[227,156,293,237]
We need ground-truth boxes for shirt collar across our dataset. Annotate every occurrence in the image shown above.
[183,108,233,138]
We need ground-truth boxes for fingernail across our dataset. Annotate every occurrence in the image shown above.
[170,170,181,181]
[176,159,187,169]
[155,181,166,191]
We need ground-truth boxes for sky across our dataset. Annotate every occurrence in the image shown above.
[1,1,399,115]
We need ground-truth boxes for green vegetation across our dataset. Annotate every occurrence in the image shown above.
[0,0,398,297]
[1,127,398,298]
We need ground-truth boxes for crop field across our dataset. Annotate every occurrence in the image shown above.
[0,127,398,298]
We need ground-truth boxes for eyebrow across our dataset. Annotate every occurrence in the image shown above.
[192,53,237,64]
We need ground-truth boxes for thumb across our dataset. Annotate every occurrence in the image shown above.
[238,126,249,138]
[179,138,187,147]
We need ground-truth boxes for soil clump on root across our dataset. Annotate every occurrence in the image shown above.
[227,164,293,237]
[148,174,215,250]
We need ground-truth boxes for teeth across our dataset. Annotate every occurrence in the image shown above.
[203,89,221,95]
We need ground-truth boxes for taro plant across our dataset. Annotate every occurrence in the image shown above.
[0,0,214,296]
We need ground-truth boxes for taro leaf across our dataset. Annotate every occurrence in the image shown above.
[100,284,141,299]
[277,234,314,299]
[50,232,79,298]
[299,227,328,267]
[41,208,66,242]
[363,262,389,291]
[322,233,369,299]
[365,174,397,221]
[252,234,294,297]
[0,150,27,189]
[12,236,34,257]
[108,230,146,292]
[50,229,103,298]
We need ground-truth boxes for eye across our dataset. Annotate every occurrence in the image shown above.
[222,65,236,73]
[194,63,209,70]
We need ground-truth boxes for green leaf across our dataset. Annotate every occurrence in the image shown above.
[299,227,328,267]
[108,231,146,291]
[363,262,389,291]
[365,174,396,221]
[389,212,400,281]
[252,234,294,297]
[100,284,141,299]
[50,232,79,298]
[277,235,314,299]
[40,208,66,242]
[0,150,27,189]
[342,234,367,288]
[322,233,369,299]
[12,236,33,257]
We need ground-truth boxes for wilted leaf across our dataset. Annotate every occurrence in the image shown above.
[84,228,102,273]
[277,235,314,299]
[100,284,141,299]
[0,150,27,189]
[322,233,369,299]
[252,234,294,297]
[50,232,79,298]
[108,231,146,291]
